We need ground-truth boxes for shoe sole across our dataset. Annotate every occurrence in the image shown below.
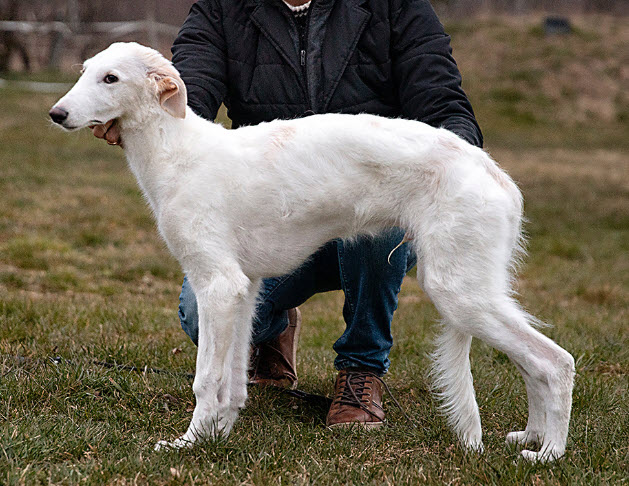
[327,421,385,430]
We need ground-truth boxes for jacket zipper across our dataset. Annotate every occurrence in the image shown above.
[282,2,313,114]
[298,6,312,113]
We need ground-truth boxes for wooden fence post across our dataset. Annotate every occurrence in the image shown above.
[48,0,80,70]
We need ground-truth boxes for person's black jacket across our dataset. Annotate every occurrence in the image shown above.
[171,0,483,147]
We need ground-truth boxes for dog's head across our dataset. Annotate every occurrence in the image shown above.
[49,42,187,131]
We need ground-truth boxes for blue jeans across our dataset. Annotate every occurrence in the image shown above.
[178,228,416,375]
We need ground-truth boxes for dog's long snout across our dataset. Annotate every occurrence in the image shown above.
[49,107,69,125]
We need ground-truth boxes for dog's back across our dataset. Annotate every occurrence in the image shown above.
[177,113,518,278]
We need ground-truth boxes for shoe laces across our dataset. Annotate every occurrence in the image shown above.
[249,344,293,379]
[250,346,262,376]
[336,370,413,425]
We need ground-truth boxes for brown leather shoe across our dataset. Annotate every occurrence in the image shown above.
[249,307,301,389]
[326,369,385,429]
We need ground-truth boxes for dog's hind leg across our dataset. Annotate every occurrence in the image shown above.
[430,325,483,452]
[155,265,253,451]
[414,200,573,461]
[488,301,574,462]
[426,283,574,461]
[506,360,546,447]
[423,268,574,462]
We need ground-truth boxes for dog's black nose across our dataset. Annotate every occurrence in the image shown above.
[49,107,69,125]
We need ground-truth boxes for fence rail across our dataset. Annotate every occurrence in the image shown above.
[1,1,626,74]
[0,18,180,73]
[0,20,179,37]
[0,78,73,93]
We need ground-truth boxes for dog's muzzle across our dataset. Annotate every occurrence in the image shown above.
[49,107,69,125]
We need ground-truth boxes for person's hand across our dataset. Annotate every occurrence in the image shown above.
[89,119,123,148]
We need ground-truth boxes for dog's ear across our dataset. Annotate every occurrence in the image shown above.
[150,71,187,119]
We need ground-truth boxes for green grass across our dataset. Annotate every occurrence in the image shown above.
[1,16,628,485]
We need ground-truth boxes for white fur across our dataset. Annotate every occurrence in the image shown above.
[51,43,575,462]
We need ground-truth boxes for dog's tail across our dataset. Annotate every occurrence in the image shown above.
[429,325,482,449]
[387,232,413,264]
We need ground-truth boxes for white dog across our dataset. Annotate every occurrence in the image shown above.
[50,42,574,462]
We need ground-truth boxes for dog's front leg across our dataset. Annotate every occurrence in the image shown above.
[228,279,260,415]
[155,269,253,451]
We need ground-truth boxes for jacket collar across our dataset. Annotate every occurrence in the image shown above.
[320,0,370,110]
[247,0,371,111]
[248,0,304,88]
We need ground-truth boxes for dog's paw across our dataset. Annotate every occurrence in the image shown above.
[506,430,540,446]
[520,447,563,463]
[154,438,195,452]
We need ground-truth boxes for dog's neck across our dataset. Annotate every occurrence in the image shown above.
[117,108,214,214]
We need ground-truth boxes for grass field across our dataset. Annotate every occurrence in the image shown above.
[1,16,628,485]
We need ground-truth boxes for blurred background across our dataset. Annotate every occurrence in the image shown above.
[1,0,628,71]
[1,0,627,146]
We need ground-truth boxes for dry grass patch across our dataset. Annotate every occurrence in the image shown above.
[449,15,629,148]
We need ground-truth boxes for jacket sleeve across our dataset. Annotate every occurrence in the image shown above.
[391,0,483,147]
[171,0,227,120]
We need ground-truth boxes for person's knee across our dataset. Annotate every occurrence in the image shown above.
[178,276,199,346]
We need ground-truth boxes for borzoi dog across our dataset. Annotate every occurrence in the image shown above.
[50,42,574,462]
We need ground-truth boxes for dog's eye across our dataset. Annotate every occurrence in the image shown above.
[103,74,119,84]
